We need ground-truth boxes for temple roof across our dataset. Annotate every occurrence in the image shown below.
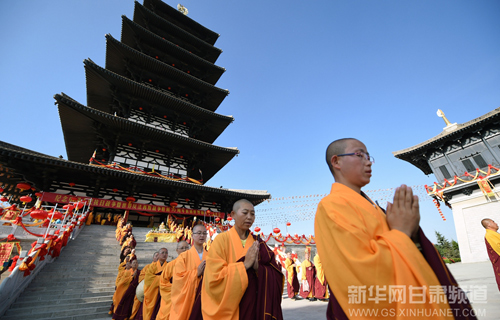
[0,140,270,212]
[104,34,228,112]
[56,93,238,182]
[142,0,219,46]
[85,59,232,143]
[393,107,500,174]
[133,2,222,64]
[121,15,224,85]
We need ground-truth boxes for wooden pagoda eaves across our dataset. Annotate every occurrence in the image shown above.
[84,59,232,143]
[393,107,500,175]
[133,1,222,64]
[143,0,219,46]
[0,140,270,213]
[104,34,229,113]
[120,15,224,85]
[56,93,238,182]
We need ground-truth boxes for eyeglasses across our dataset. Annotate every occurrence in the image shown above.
[335,151,375,164]
[193,232,208,236]
[177,246,190,250]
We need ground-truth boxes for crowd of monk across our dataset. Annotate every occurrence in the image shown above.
[105,138,484,320]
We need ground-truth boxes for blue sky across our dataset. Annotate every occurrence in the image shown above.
[1,0,499,243]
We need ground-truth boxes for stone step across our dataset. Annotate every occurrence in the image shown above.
[23,285,115,296]
[17,289,114,303]
[28,278,116,288]
[2,305,110,320]
[11,296,112,310]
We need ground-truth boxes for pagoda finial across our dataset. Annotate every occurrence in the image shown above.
[437,109,457,132]
[177,4,188,15]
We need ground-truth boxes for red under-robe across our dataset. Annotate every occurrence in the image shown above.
[113,268,141,320]
[298,260,315,299]
[284,258,299,299]
[485,238,500,291]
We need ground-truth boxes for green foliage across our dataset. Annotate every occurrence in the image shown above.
[434,231,461,260]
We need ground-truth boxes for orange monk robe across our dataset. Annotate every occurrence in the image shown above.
[157,259,178,320]
[130,265,150,319]
[143,260,168,320]
[113,269,134,313]
[170,246,207,320]
[313,254,329,299]
[315,183,452,318]
[299,259,314,298]
[86,211,93,226]
[201,227,255,320]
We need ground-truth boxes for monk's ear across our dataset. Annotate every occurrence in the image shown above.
[330,155,341,170]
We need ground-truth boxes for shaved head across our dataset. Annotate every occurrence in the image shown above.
[481,218,492,228]
[326,138,358,175]
[176,240,189,250]
[193,224,205,233]
[232,199,253,212]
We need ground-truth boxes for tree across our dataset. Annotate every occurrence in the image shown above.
[434,231,461,260]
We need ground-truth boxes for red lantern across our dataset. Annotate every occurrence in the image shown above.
[30,209,48,220]
[215,217,220,222]
[273,228,280,234]
[170,202,178,207]
[0,196,8,202]
[126,196,136,203]
[35,192,42,197]
[48,211,64,220]
[112,188,118,192]
[254,227,261,232]
[227,216,233,221]
[185,198,190,202]
[74,202,84,209]
[16,183,31,192]
[20,196,32,203]
[68,182,75,187]
[286,222,291,226]
[152,194,157,198]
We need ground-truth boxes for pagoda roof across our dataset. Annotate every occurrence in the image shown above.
[0,140,270,211]
[55,93,238,182]
[142,0,219,46]
[133,2,222,64]
[85,59,231,143]
[104,34,228,113]
[121,15,224,85]
[393,107,500,174]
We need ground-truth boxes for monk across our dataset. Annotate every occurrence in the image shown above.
[113,259,141,320]
[201,199,284,320]
[140,248,168,320]
[131,252,159,320]
[170,225,208,320]
[112,259,139,314]
[481,218,500,291]
[313,253,328,301]
[299,247,315,301]
[284,252,299,300]
[157,241,190,320]
[315,138,476,319]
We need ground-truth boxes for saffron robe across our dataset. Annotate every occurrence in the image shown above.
[299,259,315,299]
[315,183,476,319]
[170,246,207,320]
[131,264,150,319]
[284,258,299,298]
[157,260,177,320]
[142,260,168,320]
[113,269,134,313]
[113,268,141,320]
[313,254,328,299]
[201,227,284,320]
[485,229,500,291]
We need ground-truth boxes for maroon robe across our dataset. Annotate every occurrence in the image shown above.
[238,235,284,320]
[285,268,300,299]
[314,272,328,300]
[325,229,477,320]
[188,275,203,320]
[113,269,141,320]
[485,238,500,291]
[299,261,315,299]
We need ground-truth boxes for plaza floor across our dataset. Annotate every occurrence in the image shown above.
[281,261,499,319]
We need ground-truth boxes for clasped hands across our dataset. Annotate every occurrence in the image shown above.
[386,184,420,242]
[243,241,260,271]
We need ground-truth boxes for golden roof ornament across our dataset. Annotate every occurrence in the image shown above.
[437,109,458,132]
[177,4,188,15]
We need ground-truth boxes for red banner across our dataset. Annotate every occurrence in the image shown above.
[40,192,224,218]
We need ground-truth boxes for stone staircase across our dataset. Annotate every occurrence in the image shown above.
[2,224,180,320]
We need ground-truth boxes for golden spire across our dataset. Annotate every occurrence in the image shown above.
[437,109,452,126]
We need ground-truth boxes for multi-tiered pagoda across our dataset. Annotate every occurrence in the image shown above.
[0,0,270,225]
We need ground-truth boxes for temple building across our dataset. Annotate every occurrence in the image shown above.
[393,108,500,263]
[0,0,270,226]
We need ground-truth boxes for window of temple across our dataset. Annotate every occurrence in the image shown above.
[473,154,488,168]
[461,159,476,172]
[439,165,452,180]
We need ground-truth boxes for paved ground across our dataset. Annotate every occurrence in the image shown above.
[281,261,499,320]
